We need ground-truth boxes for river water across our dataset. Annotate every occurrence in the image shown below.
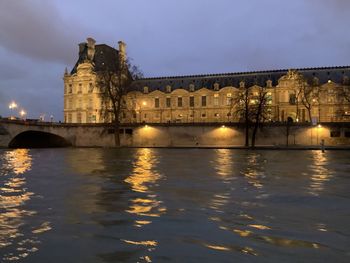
[0,148,349,262]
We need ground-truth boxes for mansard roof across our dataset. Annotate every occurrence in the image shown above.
[131,66,350,92]
[70,44,119,74]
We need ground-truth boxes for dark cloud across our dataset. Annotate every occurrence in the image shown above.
[1,0,350,120]
[0,0,85,64]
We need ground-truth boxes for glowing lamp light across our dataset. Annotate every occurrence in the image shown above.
[317,124,322,128]
[20,110,26,116]
[9,102,17,109]
[221,125,226,129]
[142,101,147,106]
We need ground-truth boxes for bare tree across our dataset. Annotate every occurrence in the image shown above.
[300,84,318,123]
[250,86,268,148]
[234,85,251,147]
[234,85,269,148]
[98,58,143,147]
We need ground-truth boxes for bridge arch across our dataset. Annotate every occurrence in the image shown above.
[9,130,71,148]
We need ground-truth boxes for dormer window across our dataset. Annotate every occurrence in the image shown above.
[266,80,272,88]
[143,86,149,94]
[166,85,172,93]
[213,83,220,91]
[239,81,245,89]
[189,84,195,92]
[343,76,349,85]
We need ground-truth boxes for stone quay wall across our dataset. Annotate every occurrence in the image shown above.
[1,120,350,148]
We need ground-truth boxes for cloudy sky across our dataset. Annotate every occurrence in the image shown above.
[1,0,350,120]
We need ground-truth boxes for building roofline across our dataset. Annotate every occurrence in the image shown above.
[138,65,350,81]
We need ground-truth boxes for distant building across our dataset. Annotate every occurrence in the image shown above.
[64,38,350,124]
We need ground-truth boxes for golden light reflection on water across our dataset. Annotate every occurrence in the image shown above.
[201,241,258,256]
[0,149,45,261]
[2,149,32,175]
[243,153,264,189]
[125,148,166,221]
[125,148,161,193]
[209,150,233,212]
[123,148,164,261]
[309,151,332,196]
[215,149,233,178]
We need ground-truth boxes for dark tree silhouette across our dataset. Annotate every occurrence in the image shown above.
[98,57,143,147]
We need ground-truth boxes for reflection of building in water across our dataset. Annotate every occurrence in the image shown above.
[124,148,165,262]
[309,151,332,196]
[65,149,106,216]
[67,148,105,174]
[0,149,43,261]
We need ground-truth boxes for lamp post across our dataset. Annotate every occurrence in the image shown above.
[317,124,322,145]
[141,101,147,123]
[9,101,17,119]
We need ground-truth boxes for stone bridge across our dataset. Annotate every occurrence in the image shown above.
[0,120,123,148]
[1,119,350,148]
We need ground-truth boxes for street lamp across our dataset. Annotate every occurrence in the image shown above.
[20,110,26,120]
[9,101,18,119]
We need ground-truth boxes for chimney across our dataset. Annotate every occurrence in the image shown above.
[86,37,96,61]
[118,41,126,67]
[78,42,86,56]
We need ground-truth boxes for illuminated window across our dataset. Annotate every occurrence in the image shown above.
[214,94,219,106]
[267,92,272,105]
[214,113,220,117]
[226,93,232,106]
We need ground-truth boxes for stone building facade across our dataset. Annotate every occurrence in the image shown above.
[64,38,350,124]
